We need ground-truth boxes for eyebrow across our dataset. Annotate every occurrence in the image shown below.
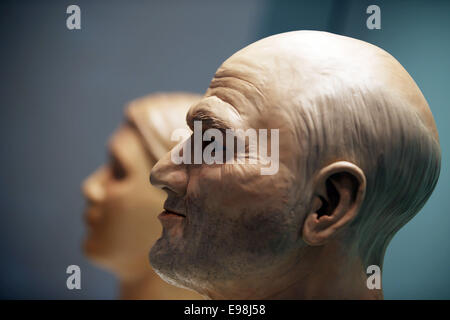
[187,108,233,132]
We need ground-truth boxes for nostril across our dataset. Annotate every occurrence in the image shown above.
[149,154,188,195]
[149,171,157,186]
[149,167,165,189]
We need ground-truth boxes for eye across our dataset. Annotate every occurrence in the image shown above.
[202,137,214,151]
[202,133,227,153]
[109,153,127,181]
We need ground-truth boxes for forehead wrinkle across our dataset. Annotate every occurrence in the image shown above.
[212,70,265,100]
[208,72,266,115]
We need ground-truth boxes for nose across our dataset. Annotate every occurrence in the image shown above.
[150,150,188,196]
[82,166,107,203]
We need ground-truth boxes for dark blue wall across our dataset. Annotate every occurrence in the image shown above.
[0,0,448,299]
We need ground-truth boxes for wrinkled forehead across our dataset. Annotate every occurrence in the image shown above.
[208,31,382,104]
[191,45,297,128]
[196,31,438,140]
[204,40,295,115]
[197,31,363,123]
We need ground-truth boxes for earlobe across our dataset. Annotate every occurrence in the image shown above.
[302,161,366,246]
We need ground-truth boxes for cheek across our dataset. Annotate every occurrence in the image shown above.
[182,165,301,277]
[98,183,160,249]
[95,182,146,240]
[187,163,296,216]
[104,171,154,211]
[104,184,132,214]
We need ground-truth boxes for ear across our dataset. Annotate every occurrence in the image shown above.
[302,161,366,246]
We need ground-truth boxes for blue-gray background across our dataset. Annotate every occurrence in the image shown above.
[0,0,448,299]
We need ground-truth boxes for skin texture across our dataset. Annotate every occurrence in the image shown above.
[82,93,202,299]
[149,31,440,299]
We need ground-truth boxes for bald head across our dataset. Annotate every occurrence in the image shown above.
[204,31,438,140]
[149,31,441,298]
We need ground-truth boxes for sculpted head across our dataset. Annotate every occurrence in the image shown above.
[82,92,200,277]
[149,31,441,299]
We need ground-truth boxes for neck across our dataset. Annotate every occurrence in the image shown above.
[207,240,383,300]
[118,268,160,300]
[267,241,383,299]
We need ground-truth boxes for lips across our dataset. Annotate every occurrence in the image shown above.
[84,208,102,226]
[158,207,186,219]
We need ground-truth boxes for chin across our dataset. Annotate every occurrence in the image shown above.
[82,236,113,268]
[149,238,210,295]
[83,237,100,259]
[149,238,168,271]
[150,238,183,283]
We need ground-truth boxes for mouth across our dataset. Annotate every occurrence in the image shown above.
[158,207,186,219]
[84,207,101,226]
